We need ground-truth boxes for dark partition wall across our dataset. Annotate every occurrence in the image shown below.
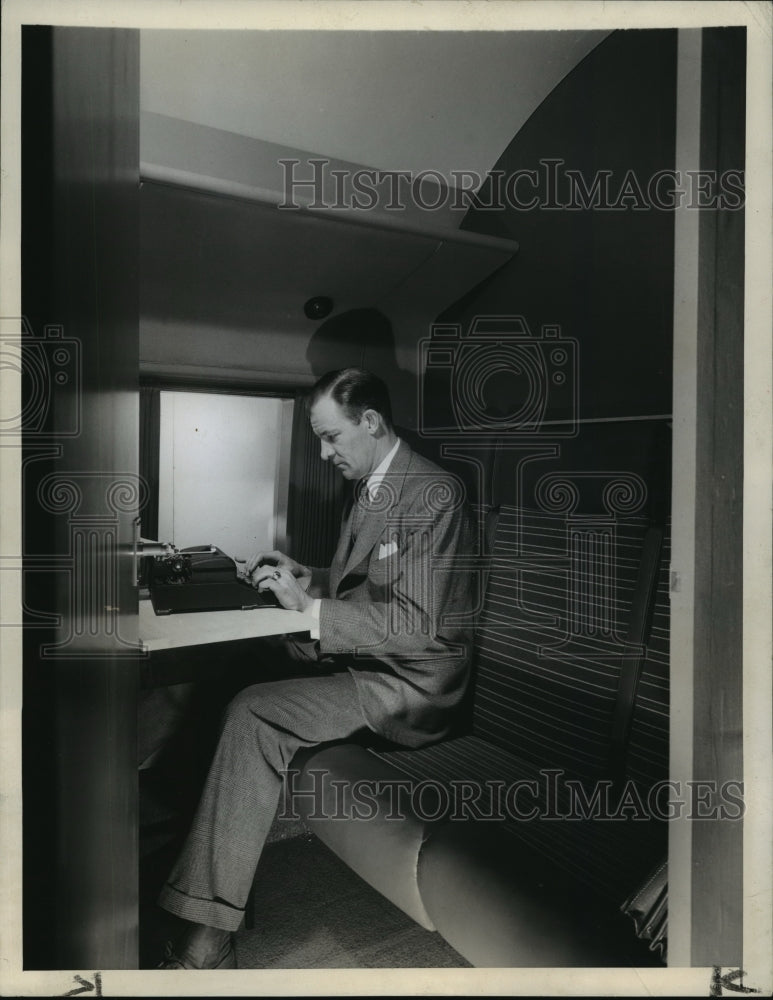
[22,26,140,969]
[453,28,677,424]
[419,29,678,521]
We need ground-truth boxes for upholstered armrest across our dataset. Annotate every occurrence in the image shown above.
[290,743,435,931]
[418,822,661,968]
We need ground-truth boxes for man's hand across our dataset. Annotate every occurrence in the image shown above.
[253,565,314,613]
[246,550,312,597]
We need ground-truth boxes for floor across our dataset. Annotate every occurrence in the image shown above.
[238,832,470,969]
[141,830,470,970]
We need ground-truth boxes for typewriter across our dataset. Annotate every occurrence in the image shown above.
[144,543,281,616]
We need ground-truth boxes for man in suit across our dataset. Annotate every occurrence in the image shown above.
[158,368,474,969]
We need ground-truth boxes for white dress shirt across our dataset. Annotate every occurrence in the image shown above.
[308,438,401,636]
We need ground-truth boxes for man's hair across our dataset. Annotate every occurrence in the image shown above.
[309,368,393,428]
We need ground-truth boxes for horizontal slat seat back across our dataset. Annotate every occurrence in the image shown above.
[471,506,650,782]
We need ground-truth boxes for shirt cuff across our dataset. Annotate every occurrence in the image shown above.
[309,598,321,640]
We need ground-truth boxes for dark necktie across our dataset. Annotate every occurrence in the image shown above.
[350,479,370,543]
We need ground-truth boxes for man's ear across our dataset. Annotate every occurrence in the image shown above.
[362,409,381,435]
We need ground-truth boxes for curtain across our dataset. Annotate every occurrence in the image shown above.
[621,859,667,962]
[139,386,160,539]
[286,391,346,568]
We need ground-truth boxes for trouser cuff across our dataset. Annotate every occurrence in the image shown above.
[158,882,246,933]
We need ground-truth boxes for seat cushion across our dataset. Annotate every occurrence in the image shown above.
[371,734,667,906]
[295,733,667,966]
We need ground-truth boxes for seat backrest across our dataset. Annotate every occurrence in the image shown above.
[471,505,652,782]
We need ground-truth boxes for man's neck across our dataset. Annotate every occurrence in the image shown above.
[366,432,399,479]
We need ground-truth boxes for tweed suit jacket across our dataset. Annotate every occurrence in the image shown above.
[308,441,474,748]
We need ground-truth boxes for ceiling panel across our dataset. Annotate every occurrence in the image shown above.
[140,29,608,184]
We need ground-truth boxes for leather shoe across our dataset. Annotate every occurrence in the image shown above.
[157,923,236,969]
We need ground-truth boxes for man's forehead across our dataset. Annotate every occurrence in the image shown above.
[309,394,350,431]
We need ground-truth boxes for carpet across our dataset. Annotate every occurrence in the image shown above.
[141,831,470,969]
[235,832,471,969]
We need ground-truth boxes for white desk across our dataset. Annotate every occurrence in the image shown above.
[139,599,316,652]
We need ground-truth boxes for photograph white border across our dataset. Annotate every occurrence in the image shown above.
[1,2,770,996]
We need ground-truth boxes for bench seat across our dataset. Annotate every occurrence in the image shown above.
[294,504,670,966]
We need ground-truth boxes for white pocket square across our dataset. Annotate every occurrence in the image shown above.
[378,541,398,560]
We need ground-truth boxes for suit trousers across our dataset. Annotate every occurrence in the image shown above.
[158,666,369,931]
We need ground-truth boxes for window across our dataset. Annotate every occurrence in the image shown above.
[154,390,293,561]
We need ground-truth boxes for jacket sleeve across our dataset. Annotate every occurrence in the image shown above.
[306,565,330,599]
[316,498,472,661]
